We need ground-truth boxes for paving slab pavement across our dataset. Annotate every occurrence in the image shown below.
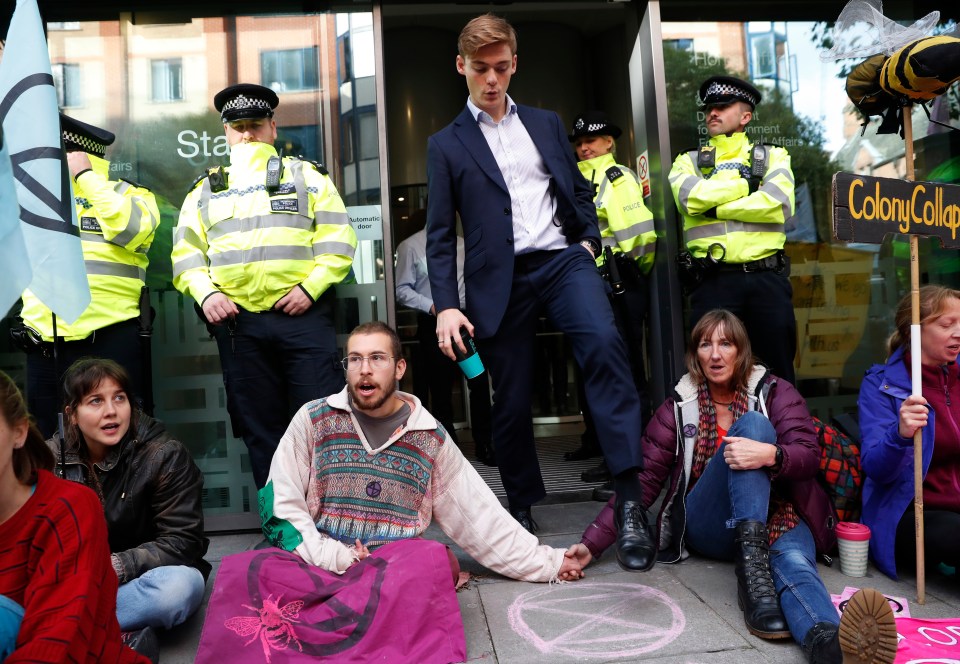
[158,501,960,663]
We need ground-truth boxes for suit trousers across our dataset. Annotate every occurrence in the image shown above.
[213,292,343,489]
[477,244,644,508]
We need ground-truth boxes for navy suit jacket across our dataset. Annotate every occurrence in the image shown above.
[425,104,600,338]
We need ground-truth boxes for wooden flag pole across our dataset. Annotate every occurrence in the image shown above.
[902,104,925,604]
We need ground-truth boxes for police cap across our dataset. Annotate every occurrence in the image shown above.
[699,75,762,109]
[60,113,115,157]
[568,110,622,142]
[214,83,279,124]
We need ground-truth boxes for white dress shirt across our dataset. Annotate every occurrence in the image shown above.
[395,228,466,314]
[466,95,568,255]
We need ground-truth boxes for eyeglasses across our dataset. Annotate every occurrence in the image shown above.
[341,353,394,372]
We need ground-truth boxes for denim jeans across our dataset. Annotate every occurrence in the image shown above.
[683,410,838,644]
[117,565,206,631]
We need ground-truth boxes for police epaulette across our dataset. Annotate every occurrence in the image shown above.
[297,156,328,176]
[118,177,147,190]
[605,165,624,183]
[189,172,208,191]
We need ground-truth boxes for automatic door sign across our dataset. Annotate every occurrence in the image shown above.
[508,582,685,659]
[833,172,960,248]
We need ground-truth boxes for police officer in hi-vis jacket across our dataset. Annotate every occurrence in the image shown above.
[172,83,357,488]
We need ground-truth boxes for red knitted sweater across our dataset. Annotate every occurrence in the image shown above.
[0,470,148,663]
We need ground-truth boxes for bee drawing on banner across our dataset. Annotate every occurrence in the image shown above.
[225,594,305,663]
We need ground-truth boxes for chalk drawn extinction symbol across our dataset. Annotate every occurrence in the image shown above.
[225,594,304,663]
[508,582,685,659]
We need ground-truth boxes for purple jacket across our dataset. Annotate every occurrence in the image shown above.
[858,347,939,580]
[581,366,836,562]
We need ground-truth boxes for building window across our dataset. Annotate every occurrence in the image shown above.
[47,21,81,30]
[665,38,694,52]
[51,63,81,108]
[261,48,319,93]
[151,59,183,102]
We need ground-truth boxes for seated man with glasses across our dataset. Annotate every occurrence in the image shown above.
[227,321,584,661]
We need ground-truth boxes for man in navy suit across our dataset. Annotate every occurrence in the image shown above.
[425,13,654,571]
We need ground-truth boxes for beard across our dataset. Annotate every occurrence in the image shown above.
[348,379,398,413]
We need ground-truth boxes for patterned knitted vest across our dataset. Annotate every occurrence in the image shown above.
[306,399,448,549]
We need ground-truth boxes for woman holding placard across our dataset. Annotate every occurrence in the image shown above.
[858,285,960,580]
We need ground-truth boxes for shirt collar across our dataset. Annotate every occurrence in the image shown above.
[466,94,518,124]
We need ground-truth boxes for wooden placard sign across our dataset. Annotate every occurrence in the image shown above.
[833,172,960,248]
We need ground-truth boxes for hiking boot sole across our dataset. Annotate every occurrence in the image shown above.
[839,588,898,664]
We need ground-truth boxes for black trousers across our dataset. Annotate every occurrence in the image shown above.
[27,317,143,438]
[690,268,797,385]
[579,271,651,446]
[212,293,343,489]
[895,506,960,572]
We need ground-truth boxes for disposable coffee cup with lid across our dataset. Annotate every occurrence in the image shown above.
[452,326,484,379]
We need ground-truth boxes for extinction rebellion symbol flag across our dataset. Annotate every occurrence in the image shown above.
[0,0,90,322]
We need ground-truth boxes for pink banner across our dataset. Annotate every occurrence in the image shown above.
[894,617,960,663]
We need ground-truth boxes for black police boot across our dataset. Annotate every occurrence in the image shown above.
[591,480,614,502]
[580,460,611,483]
[734,520,790,639]
[802,622,842,664]
[614,499,656,572]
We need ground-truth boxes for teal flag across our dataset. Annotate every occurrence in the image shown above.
[0,0,90,323]
[0,131,32,317]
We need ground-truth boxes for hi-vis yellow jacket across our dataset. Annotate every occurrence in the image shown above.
[577,153,656,275]
[172,142,357,312]
[21,155,159,341]
[669,132,794,264]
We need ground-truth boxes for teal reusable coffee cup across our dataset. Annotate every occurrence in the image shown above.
[453,326,484,379]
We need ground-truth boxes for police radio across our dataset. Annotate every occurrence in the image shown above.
[748,142,766,194]
[265,150,284,192]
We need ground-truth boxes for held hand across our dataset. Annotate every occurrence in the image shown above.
[557,546,585,581]
[66,150,93,178]
[201,292,239,325]
[274,286,313,316]
[436,309,472,361]
[722,437,777,471]
[565,543,592,572]
[898,394,929,439]
[352,539,370,561]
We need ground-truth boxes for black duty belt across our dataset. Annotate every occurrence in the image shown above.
[715,251,785,273]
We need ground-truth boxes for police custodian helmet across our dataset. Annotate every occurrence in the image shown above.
[214,83,280,124]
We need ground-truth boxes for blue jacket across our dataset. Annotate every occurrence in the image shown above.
[857,346,937,579]
[425,104,600,339]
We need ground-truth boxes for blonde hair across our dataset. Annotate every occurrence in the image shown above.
[458,13,517,58]
[685,310,754,390]
[888,285,960,355]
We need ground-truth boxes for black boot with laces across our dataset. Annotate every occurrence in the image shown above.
[734,520,790,639]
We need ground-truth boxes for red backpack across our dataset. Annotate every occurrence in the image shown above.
[814,416,863,524]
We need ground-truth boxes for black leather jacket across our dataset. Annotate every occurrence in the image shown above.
[47,414,211,583]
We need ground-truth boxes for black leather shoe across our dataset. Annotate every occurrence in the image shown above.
[580,460,611,483]
[614,500,656,572]
[509,507,539,534]
[564,441,601,461]
[475,441,497,466]
[592,480,614,502]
